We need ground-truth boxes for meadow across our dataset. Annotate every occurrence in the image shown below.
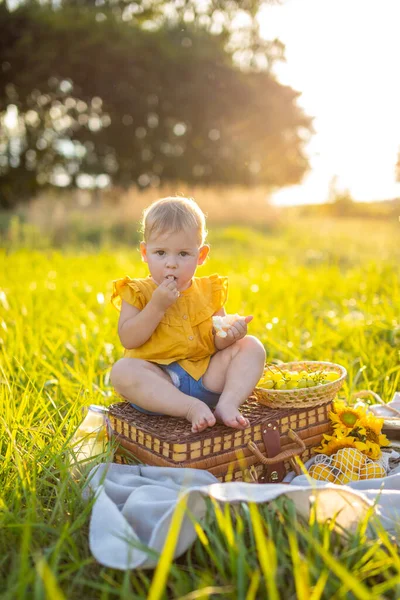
[1,213,400,599]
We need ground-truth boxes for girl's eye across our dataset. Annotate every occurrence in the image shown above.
[155,251,165,256]
[179,251,188,257]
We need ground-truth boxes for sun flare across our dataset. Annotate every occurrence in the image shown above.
[258,0,400,205]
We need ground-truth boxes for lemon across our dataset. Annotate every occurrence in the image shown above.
[360,462,386,480]
[331,447,365,474]
[336,470,360,484]
[309,464,336,482]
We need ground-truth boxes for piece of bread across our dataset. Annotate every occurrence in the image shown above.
[212,314,241,337]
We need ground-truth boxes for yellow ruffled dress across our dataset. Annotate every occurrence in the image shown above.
[111,274,228,380]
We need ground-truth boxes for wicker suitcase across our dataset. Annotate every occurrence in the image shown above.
[108,398,333,483]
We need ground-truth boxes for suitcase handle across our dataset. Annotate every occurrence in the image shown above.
[247,428,306,464]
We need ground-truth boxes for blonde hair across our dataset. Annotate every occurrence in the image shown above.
[141,197,207,245]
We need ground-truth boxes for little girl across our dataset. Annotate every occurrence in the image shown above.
[111,197,266,433]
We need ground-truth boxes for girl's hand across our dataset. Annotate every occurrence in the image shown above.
[224,315,253,342]
[151,277,180,312]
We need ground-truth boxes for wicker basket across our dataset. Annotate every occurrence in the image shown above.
[253,361,347,409]
[109,398,333,483]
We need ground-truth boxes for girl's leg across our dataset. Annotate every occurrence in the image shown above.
[202,336,266,429]
[110,358,216,433]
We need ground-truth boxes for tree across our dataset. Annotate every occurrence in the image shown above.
[0,2,312,208]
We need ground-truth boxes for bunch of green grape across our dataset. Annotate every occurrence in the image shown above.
[257,366,340,390]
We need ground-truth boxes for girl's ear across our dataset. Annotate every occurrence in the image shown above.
[197,244,210,265]
[139,241,148,263]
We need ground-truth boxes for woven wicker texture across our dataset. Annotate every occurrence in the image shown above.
[114,444,319,483]
[254,361,346,409]
[109,398,332,471]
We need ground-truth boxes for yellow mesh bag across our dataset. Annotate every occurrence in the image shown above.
[308,447,388,484]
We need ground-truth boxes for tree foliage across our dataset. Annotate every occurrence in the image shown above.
[0,1,312,208]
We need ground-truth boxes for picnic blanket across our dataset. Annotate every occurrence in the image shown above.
[85,460,400,570]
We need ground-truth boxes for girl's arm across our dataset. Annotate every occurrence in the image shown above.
[118,300,165,349]
[118,278,180,349]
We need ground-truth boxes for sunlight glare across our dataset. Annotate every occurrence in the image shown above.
[258,0,400,204]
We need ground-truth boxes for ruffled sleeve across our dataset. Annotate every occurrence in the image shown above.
[111,277,146,311]
[209,274,228,313]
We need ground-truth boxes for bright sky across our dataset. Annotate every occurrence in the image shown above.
[258,0,400,205]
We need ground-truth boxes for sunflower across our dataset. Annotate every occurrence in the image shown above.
[347,428,372,449]
[363,414,391,448]
[330,401,367,430]
[314,432,367,456]
[329,424,366,442]
[363,440,382,460]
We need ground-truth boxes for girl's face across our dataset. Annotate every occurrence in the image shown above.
[140,228,209,291]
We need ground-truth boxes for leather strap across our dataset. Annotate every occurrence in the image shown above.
[258,421,286,483]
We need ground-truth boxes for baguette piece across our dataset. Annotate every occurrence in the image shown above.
[212,314,241,338]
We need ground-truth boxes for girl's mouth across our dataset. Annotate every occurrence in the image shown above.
[166,275,177,281]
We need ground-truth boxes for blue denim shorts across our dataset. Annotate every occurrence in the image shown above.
[130,361,221,415]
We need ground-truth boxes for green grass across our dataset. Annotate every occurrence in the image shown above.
[1,217,400,599]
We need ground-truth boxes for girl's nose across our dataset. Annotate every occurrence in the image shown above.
[166,256,177,268]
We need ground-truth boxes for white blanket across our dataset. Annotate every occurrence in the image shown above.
[85,462,400,570]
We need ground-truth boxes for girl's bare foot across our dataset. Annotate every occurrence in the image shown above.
[214,403,250,429]
[186,400,216,433]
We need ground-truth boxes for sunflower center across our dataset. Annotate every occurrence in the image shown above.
[340,411,359,427]
[365,427,379,444]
